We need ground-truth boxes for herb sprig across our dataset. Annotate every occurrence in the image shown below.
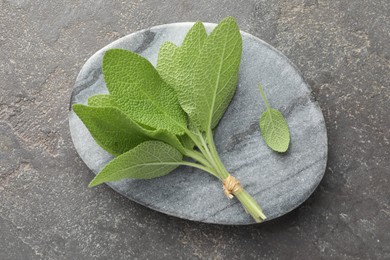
[258,83,290,153]
[74,17,267,222]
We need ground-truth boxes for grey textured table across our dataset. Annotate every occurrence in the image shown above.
[1,0,389,259]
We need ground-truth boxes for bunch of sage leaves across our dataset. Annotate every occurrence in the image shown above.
[73,17,268,222]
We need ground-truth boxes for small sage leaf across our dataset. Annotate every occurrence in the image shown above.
[258,84,290,152]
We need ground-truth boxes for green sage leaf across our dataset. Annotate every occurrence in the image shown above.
[103,49,188,135]
[73,104,186,155]
[192,17,242,131]
[258,84,290,153]
[89,94,156,131]
[157,21,207,97]
[259,109,290,152]
[89,141,183,187]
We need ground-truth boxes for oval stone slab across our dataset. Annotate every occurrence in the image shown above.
[69,23,327,225]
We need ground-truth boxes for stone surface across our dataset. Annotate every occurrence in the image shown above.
[69,23,327,225]
[0,0,389,259]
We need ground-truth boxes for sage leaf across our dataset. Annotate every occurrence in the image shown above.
[157,21,207,98]
[103,49,188,135]
[73,104,186,155]
[186,17,242,131]
[258,84,290,152]
[89,141,183,187]
[89,94,156,131]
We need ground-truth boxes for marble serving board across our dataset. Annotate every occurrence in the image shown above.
[69,23,328,225]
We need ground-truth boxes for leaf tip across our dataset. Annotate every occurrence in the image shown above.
[72,103,85,114]
[276,143,290,153]
[88,178,101,188]
[194,20,203,25]
[161,41,178,50]
[193,20,206,30]
[223,16,236,22]
[220,16,238,26]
